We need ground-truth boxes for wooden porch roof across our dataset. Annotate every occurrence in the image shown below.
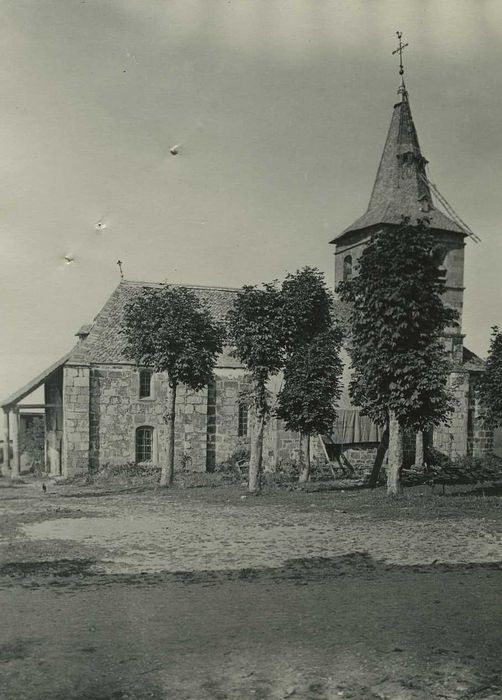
[1,352,71,410]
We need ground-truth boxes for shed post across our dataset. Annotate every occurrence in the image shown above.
[2,409,10,475]
[10,408,21,480]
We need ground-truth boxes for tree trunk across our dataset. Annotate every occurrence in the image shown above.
[415,430,424,468]
[298,433,311,483]
[387,411,403,496]
[248,407,265,493]
[161,381,177,487]
[368,426,389,488]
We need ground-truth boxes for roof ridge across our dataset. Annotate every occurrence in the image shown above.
[122,280,241,293]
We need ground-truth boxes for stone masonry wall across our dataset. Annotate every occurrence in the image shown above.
[433,371,469,458]
[262,416,300,471]
[467,382,494,458]
[212,370,302,472]
[86,365,301,474]
[63,365,90,477]
[210,370,248,469]
[89,366,209,472]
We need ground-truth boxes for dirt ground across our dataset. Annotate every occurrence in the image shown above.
[0,478,501,700]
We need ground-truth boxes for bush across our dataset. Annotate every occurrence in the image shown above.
[402,451,502,489]
[66,462,235,489]
[97,462,161,485]
[273,457,300,481]
[215,447,250,480]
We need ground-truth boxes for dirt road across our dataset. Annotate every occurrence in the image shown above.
[0,481,501,699]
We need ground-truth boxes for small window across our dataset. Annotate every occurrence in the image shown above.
[238,403,249,438]
[343,255,353,282]
[419,197,432,213]
[432,245,447,266]
[136,426,153,463]
[139,370,152,399]
[432,245,447,280]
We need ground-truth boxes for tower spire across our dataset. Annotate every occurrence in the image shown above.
[392,31,409,100]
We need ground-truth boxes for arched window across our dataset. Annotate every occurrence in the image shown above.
[139,370,152,399]
[136,426,154,463]
[238,403,249,437]
[343,255,353,282]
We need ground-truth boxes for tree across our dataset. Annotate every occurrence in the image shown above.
[122,286,225,487]
[337,221,457,496]
[227,283,283,493]
[276,268,343,482]
[280,267,333,351]
[277,328,343,482]
[478,326,502,428]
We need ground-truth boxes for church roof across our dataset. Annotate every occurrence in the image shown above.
[68,280,242,367]
[331,95,464,243]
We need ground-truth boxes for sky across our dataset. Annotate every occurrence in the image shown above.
[1,0,502,400]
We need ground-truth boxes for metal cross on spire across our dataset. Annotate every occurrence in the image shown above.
[392,31,409,98]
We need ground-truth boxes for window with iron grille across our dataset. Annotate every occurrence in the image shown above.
[139,370,152,398]
[136,426,153,463]
[238,403,249,437]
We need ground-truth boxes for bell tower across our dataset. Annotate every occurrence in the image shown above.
[330,33,471,365]
[328,33,490,459]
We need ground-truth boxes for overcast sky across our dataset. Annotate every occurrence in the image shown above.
[1,0,502,399]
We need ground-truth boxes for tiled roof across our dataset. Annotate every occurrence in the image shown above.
[68,281,243,367]
[331,96,464,243]
[462,346,485,372]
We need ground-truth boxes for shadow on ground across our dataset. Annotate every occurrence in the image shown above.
[0,551,501,590]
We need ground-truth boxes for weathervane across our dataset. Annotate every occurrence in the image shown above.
[392,31,409,98]
[117,260,124,279]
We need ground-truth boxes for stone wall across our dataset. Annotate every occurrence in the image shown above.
[340,443,378,475]
[262,416,301,471]
[467,382,494,458]
[433,371,469,458]
[209,369,300,471]
[81,365,302,474]
[62,365,90,477]
[210,369,248,469]
[88,365,209,472]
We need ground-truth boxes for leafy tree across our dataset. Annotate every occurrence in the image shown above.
[227,283,283,493]
[122,286,225,487]
[337,221,457,495]
[276,268,343,482]
[279,267,333,353]
[478,326,502,428]
[277,328,343,481]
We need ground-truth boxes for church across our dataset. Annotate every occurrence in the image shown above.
[1,60,491,479]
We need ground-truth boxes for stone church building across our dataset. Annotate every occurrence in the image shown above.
[1,79,490,479]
